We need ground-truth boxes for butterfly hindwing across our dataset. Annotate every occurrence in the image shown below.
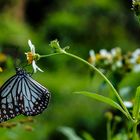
[17,75,50,116]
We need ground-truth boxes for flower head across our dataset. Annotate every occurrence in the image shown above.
[99,49,112,65]
[88,50,96,65]
[25,40,43,73]
[132,0,140,16]
[123,101,133,108]
[129,49,140,72]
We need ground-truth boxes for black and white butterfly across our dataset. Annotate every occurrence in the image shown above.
[0,68,50,123]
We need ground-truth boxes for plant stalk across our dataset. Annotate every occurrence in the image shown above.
[64,52,133,122]
[107,120,112,140]
[132,122,138,140]
[40,52,134,122]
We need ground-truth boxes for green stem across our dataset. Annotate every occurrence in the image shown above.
[40,52,62,58]
[107,120,112,140]
[65,52,133,121]
[40,52,133,122]
[132,123,138,140]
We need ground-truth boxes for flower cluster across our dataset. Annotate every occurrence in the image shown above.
[25,39,70,73]
[88,48,140,73]
[132,0,140,16]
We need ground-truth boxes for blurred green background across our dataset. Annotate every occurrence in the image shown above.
[0,0,140,140]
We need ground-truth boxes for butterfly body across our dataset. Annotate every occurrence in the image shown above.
[0,68,50,122]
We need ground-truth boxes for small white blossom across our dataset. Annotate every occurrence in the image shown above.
[116,60,123,68]
[132,49,140,57]
[130,48,140,64]
[89,50,95,57]
[112,60,123,71]
[99,49,112,65]
[123,101,133,108]
[111,48,117,57]
[133,64,140,72]
[129,48,140,72]
[32,60,43,73]
[100,49,112,59]
[28,40,35,54]
[100,49,109,57]
[111,48,121,57]
[26,40,43,73]
[89,50,96,64]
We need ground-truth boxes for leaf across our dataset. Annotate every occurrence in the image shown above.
[75,91,127,117]
[59,126,83,140]
[133,86,140,119]
[82,131,95,140]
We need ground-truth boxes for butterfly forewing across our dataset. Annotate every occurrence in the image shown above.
[0,68,50,122]
[0,75,21,122]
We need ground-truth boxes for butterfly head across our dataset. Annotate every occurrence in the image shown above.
[16,67,26,75]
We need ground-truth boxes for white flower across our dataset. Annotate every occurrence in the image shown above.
[28,40,35,55]
[132,49,140,57]
[112,60,123,71]
[133,64,140,72]
[123,101,133,108]
[99,49,109,57]
[89,50,95,57]
[88,50,96,64]
[129,48,140,72]
[111,48,117,57]
[25,40,43,73]
[116,60,122,67]
[99,49,112,64]
[32,59,43,73]
[111,48,121,57]
[100,49,112,59]
[130,49,140,64]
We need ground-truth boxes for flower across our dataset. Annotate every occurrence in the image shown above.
[99,49,112,65]
[88,50,96,65]
[25,40,43,73]
[111,48,122,59]
[132,0,140,16]
[129,49,140,72]
[99,49,111,58]
[133,64,140,72]
[130,49,140,64]
[123,101,133,108]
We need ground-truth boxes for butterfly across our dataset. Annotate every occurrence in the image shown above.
[0,68,50,123]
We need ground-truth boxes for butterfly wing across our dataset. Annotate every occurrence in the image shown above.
[0,69,50,123]
[0,75,21,122]
[17,75,50,116]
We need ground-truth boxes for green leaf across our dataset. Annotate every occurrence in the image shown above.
[82,131,95,140]
[133,86,140,120]
[58,126,83,140]
[75,91,127,117]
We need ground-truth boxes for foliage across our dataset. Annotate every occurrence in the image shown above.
[1,0,140,140]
